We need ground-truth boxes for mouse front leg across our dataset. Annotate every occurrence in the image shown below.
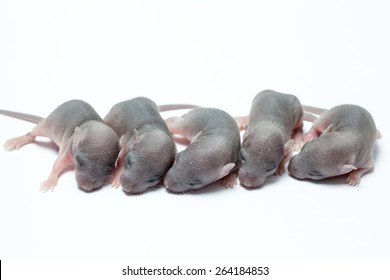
[40,146,74,192]
[222,172,238,188]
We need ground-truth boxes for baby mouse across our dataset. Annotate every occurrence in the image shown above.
[0,100,119,192]
[288,104,381,185]
[164,107,241,193]
[236,90,303,188]
[104,97,198,194]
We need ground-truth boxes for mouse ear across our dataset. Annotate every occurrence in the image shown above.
[340,164,357,174]
[72,127,86,148]
[234,116,249,131]
[220,163,235,178]
[284,139,295,155]
[115,135,127,168]
[190,131,203,143]
[129,129,140,149]
[322,124,335,135]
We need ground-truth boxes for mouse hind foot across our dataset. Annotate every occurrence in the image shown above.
[346,167,372,186]
[3,133,36,151]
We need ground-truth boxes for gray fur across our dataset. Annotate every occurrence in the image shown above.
[1,100,119,192]
[164,108,241,192]
[238,90,303,187]
[104,97,177,194]
[288,104,379,185]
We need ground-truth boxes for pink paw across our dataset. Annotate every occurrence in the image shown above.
[4,139,21,151]
[222,173,237,188]
[111,176,121,189]
[346,171,361,186]
[275,164,285,176]
[40,180,56,192]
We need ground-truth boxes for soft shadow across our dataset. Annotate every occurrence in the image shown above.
[122,185,163,196]
[164,181,229,195]
[34,139,59,152]
[239,176,281,191]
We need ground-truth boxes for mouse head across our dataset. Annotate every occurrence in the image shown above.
[288,134,357,181]
[238,126,285,187]
[164,143,236,193]
[72,121,120,192]
[118,130,176,194]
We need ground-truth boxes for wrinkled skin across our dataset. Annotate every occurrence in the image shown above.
[2,100,120,192]
[288,104,379,186]
[164,108,241,193]
[238,90,303,188]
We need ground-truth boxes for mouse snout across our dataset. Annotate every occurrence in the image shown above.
[164,174,185,193]
[239,176,266,188]
[75,169,112,192]
[120,171,161,194]
[120,180,149,194]
[77,176,105,192]
[238,169,266,188]
[287,157,304,179]
[163,176,175,191]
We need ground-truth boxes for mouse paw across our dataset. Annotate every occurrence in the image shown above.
[4,139,22,151]
[274,164,286,176]
[39,182,56,192]
[346,171,361,186]
[111,177,121,189]
[222,173,237,188]
[3,134,35,151]
[40,178,57,192]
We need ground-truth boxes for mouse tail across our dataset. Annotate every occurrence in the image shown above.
[302,105,327,115]
[0,109,44,124]
[302,112,318,123]
[158,104,200,112]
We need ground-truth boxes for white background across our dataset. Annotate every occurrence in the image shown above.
[0,0,389,261]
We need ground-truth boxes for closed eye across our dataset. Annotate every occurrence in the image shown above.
[125,154,132,169]
[239,150,246,162]
[308,170,323,177]
[75,154,85,168]
[189,179,203,186]
[266,163,278,173]
[147,175,161,184]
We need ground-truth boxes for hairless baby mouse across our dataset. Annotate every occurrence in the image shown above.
[164,108,241,193]
[104,97,198,194]
[236,90,303,188]
[0,100,119,192]
[288,104,381,185]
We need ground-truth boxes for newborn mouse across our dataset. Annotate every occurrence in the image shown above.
[288,104,380,185]
[0,100,119,192]
[237,90,303,188]
[104,97,197,194]
[164,108,241,193]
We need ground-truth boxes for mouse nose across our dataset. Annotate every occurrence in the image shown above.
[287,159,298,175]
[78,182,101,192]
[238,169,266,188]
[239,175,266,188]
[122,183,147,194]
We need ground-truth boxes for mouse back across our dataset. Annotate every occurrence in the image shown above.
[164,108,241,192]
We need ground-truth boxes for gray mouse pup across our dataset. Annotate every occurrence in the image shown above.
[164,108,241,193]
[0,100,119,192]
[237,90,303,188]
[288,104,380,185]
[104,97,197,194]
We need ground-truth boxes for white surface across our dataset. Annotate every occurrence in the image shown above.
[0,0,389,260]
